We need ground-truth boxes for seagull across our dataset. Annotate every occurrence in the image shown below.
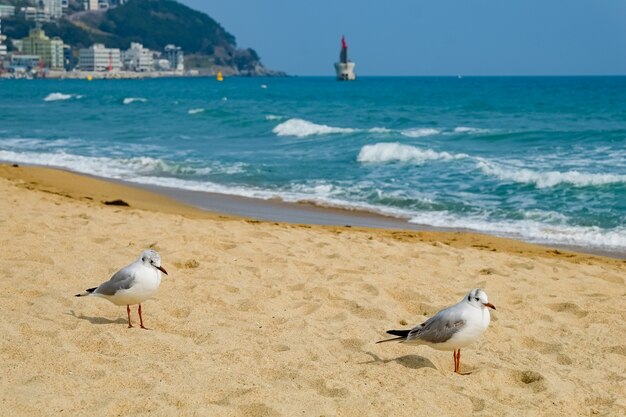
[75,249,168,329]
[377,288,495,374]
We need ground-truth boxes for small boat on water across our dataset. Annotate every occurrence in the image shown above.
[334,36,356,81]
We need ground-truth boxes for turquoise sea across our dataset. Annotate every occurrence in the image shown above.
[0,77,625,253]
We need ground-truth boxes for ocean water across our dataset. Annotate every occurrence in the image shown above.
[1,77,625,253]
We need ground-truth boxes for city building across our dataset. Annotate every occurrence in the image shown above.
[43,0,63,19]
[164,44,184,73]
[10,54,41,70]
[22,7,38,21]
[21,5,52,22]
[0,5,15,18]
[11,39,23,53]
[0,19,7,64]
[78,43,121,71]
[93,0,127,9]
[122,42,153,72]
[21,28,64,70]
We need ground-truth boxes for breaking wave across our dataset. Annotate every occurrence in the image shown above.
[400,128,440,138]
[453,126,492,134]
[272,118,356,137]
[188,108,205,115]
[44,93,82,102]
[123,97,147,105]
[357,143,468,164]
[477,160,626,188]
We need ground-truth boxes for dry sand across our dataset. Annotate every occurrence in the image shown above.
[0,164,624,416]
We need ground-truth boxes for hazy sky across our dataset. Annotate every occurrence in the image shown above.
[181,0,626,76]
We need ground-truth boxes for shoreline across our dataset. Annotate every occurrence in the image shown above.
[0,162,624,261]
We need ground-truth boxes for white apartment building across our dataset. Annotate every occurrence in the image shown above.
[43,0,63,19]
[0,5,15,18]
[164,44,184,73]
[79,44,121,71]
[0,20,6,60]
[122,42,153,72]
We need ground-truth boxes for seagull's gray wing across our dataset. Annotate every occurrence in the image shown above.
[94,265,136,296]
[406,307,466,344]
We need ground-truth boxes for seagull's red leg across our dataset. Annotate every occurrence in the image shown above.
[452,349,458,372]
[138,304,149,330]
[457,349,461,374]
[127,304,133,328]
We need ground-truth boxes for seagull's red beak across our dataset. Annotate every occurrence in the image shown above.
[483,302,496,310]
[156,265,168,275]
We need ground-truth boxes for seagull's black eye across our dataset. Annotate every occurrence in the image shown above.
[474,297,480,302]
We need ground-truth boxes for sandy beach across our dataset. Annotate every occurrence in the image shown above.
[0,163,624,417]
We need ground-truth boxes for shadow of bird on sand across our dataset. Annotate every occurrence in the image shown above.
[67,310,127,325]
[361,351,437,370]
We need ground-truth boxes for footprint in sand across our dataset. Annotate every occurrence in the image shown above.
[515,370,547,393]
[273,344,291,352]
[548,302,588,318]
[238,403,280,417]
[174,259,200,269]
[311,379,349,398]
[523,336,562,355]
[169,307,191,319]
[340,338,366,352]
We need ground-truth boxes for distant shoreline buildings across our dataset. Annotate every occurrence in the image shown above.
[0,21,186,78]
[0,0,272,79]
[0,0,187,78]
[12,1,128,23]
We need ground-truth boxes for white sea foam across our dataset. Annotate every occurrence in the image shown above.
[357,143,468,164]
[0,151,175,177]
[368,127,393,133]
[188,108,205,115]
[400,128,440,138]
[273,118,356,137]
[123,97,147,105]
[44,93,82,102]
[0,150,243,179]
[271,120,449,138]
[0,137,83,149]
[453,126,491,134]
[408,211,626,250]
[477,160,626,188]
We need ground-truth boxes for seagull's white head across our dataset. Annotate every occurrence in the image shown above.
[465,288,495,310]
[140,249,168,275]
